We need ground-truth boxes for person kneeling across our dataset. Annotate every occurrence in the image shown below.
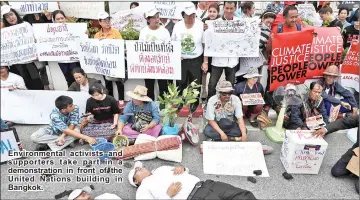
[31,95,96,151]
[204,81,247,142]
[129,161,257,199]
[116,86,162,144]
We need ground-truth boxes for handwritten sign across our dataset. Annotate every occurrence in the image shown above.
[32,23,88,61]
[154,2,183,19]
[297,4,317,22]
[59,2,105,19]
[126,40,181,80]
[78,39,125,78]
[203,141,270,177]
[111,8,147,32]
[1,129,21,162]
[341,41,359,92]
[1,22,37,66]
[0,89,89,124]
[204,19,260,57]
[329,104,341,123]
[306,115,325,130]
[280,130,328,174]
[240,93,265,106]
[9,2,59,15]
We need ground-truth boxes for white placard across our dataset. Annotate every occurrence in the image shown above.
[203,142,270,177]
[9,2,59,15]
[204,19,260,57]
[297,4,317,22]
[240,93,265,105]
[78,39,125,78]
[1,22,37,66]
[1,129,21,162]
[109,1,131,14]
[59,2,105,19]
[329,104,341,123]
[0,90,90,124]
[32,23,88,61]
[306,115,326,130]
[126,40,181,80]
[111,8,147,32]
[154,2,183,19]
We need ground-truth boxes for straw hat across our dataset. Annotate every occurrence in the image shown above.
[126,85,152,102]
[217,81,234,92]
[243,67,263,79]
[323,65,341,77]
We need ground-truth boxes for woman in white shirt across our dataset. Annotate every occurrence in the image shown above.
[172,4,204,99]
[139,7,171,100]
[1,66,27,90]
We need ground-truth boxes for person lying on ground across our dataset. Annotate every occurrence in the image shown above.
[56,185,122,200]
[31,95,96,151]
[129,161,257,199]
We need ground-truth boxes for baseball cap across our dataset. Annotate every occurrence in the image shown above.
[68,186,92,200]
[182,3,196,15]
[146,7,159,18]
[98,11,111,20]
[94,193,122,199]
[128,161,143,187]
[1,5,11,17]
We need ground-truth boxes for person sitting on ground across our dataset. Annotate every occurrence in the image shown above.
[204,80,247,142]
[317,65,358,118]
[81,83,121,140]
[116,85,162,144]
[234,68,265,128]
[68,68,107,93]
[312,115,359,194]
[283,82,329,130]
[129,161,257,199]
[31,95,96,151]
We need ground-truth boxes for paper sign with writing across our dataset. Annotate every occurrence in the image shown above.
[154,2,183,19]
[78,39,125,78]
[306,115,325,130]
[9,2,59,15]
[341,41,359,92]
[1,22,37,66]
[32,23,88,61]
[204,18,260,57]
[111,8,147,32]
[203,141,270,177]
[329,104,341,122]
[126,40,181,80]
[297,4,317,22]
[240,93,265,106]
[109,2,131,14]
[59,2,105,19]
[1,129,21,162]
[0,89,89,124]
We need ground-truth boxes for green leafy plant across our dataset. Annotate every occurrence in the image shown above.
[301,18,314,26]
[120,19,140,40]
[322,19,331,27]
[78,19,100,38]
[158,81,201,127]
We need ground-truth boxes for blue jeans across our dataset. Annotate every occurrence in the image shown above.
[203,121,242,140]
[324,99,352,116]
[1,119,8,129]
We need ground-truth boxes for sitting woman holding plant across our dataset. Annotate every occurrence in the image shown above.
[115,85,162,144]
[81,83,121,140]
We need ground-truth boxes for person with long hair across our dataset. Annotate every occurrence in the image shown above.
[1,5,44,90]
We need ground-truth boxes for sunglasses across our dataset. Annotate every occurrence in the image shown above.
[220,92,232,96]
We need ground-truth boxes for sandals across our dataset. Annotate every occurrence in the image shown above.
[229,136,242,142]
[249,119,259,128]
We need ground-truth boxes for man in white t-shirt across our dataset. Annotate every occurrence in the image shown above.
[0,66,27,90]
[196,1,209,19]
[203,1,240,100]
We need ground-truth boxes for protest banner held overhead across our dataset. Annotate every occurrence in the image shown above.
[8,2,59,15]
[78,39,125,78]
[269,29,314,91]
[111,8,147,32]
[154,1,183,19]
[126,41,181,80]
[1,22,37,66]
[307,27,343,78]
[341,41,359,92]
[204,18,261,57]
[58,2,105,19]
[32,23,88,61]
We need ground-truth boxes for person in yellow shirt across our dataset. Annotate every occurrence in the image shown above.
[93,11,126,100]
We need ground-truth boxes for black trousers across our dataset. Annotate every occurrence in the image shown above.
[144,79,171,101]
[177,56,203,93]
[10,63,43,90]
[207,66,235,99]
[191,180,257,200]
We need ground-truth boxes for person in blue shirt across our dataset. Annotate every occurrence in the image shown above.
[31,95,96,151]
[116,85,162,143]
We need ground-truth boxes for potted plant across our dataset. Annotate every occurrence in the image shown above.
[120,19,140,40]
[158,81,201,135]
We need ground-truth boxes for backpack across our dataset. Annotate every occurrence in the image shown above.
[277,23,302,33]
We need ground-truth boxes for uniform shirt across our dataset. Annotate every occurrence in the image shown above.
[45,105,80,135]
[94,28,123,39]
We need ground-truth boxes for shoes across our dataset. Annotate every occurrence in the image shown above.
[35,144,50,151]
[262,145,274,155]
[331,158,351,177]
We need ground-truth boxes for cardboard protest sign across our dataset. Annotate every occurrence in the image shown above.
[9,2,58,15]
[269,29,314,91]
[307,27,343,78]
[346,147,359,176]
[329,104,341,123]
[59,2,105,19]
[126,40,181,80]
[111,8,147,32]
[1,23,37,66]
[341,41,359,92]
[32,23,88,61]
[204,19,260,57]
[78,39,125,78]
[203,142,270,177]
[1,129,21,163]
[240,93,265,106]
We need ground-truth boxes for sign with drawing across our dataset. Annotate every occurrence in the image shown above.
[203,142,270,177]
[1,129,21,163]
[204,18,260,57]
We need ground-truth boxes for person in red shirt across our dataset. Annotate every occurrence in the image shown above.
[271,5,303,34]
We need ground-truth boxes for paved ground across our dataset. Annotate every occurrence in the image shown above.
[1,118,359,200]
